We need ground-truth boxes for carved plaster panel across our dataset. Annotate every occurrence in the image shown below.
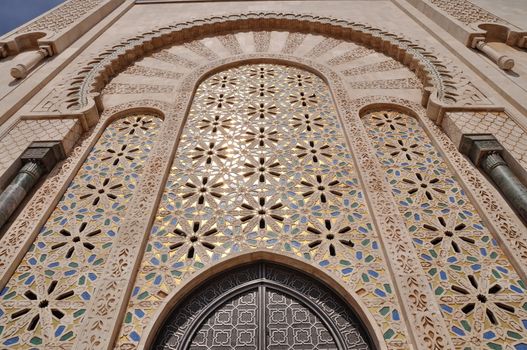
[38,12,491,116]
[15,0,104,35]
[1,12,523,350]
[428,0,506,26]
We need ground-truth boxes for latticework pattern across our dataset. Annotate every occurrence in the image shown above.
[0,115,161,348]
[118,64,407,348]
[363,110,527,349]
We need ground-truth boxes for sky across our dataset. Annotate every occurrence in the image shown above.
[0,0,65,36]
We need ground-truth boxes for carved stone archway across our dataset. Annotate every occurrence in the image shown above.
[3,48,523,350]
[57,12,490,122]
[150,260,375,350]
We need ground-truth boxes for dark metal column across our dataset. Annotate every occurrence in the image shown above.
[0,141,65,230]
[460,134,527,224]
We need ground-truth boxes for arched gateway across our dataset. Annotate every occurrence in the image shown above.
[1,6,527,350]
[153,263,372,350]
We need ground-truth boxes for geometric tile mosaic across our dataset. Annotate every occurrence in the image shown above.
[117,64,409,349]
[363,110,527,350]
[0,115,161,348]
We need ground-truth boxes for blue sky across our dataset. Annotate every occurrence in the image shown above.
[0,0,65,36]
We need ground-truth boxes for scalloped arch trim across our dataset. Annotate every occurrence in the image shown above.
[66,12,458,112]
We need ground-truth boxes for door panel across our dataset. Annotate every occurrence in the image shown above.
[190,290,258,350]
[266,289,338,350]
[153,263,372,350]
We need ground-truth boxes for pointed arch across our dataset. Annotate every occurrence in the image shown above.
[140,251,385,350]
[0,106,164,348]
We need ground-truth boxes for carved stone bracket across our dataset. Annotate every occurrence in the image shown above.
[470,36,514,70]
[9,45,53,79]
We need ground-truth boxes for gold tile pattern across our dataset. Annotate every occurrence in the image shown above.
[117,64,409,349]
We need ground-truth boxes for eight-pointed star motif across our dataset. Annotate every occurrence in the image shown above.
[168,220,224,264]
[79,177,123,207]
[369,111,407,132]
[300,217,356,261]
[209,74,238,89]
[242,155,283,185]
[101,144,140,166]
[178,174,224,208]
[198,114,233,135]
[116,115,157,136]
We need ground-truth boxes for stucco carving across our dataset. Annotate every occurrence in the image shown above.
[428,0,505,26]
[253,31,271,52]
[342,60,405,76]
[0,100,171,287]
[327,47,373,65]
[53,12,489,115]
[349,77,422,89]
[217,34,244,55]
[14,0,105,35]
[151,50,196,69]
[122,65,183,80]
[183,41,219,61]
[102,83,175,95]
[64,54,464,350]
[305,37,341,58]
[2,12,521,350]
[281,32,306,54]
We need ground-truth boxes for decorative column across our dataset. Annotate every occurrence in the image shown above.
[471,37,515,70]
[10,46,52,79]
[460,134,527,223]
[0,141,64,229]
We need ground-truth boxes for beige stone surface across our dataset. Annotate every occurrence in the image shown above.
[0,118,82,184]
[443,110,527,180]
[0,1,526,350]
[470,0,527,30]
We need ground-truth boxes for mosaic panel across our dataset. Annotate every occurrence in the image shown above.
[118,64,409,349]
[0,114,161,348]
[363,110,527,349]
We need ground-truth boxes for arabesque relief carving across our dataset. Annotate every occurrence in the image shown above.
[113,63,411,349]
[2,10,525,350]
[41,12,490,116]
[428,0,505,26]
[15,0,105,35]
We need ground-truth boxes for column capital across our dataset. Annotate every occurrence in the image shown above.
[481,152,508,173]
[20,141,65,173]
[459,133,504,166]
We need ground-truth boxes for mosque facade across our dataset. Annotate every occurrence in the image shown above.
[0,1,527,349]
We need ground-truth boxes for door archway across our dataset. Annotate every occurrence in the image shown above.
[153,263,373,350]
